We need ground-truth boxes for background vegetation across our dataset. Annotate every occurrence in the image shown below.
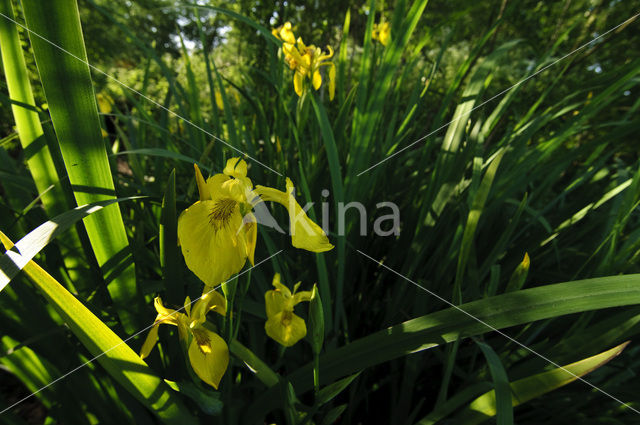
[1,0,639,424]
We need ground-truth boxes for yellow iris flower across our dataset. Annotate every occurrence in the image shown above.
[140,291,229,389]
[272,22,336,100]
[372,21,391,46]
[264,274,312,347]
[178,158,332,287]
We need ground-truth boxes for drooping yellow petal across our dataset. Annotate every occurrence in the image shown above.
[184,296,192,317]
[312,70,322,90]
[328,63,336,101]
[294,71,304,97]
[194,164,211,201]
[243,213,257,265]
[177,200,247,286]
[255,179,333,252]
[265,310,307,347]
[140,297,181,359]
[139,323,160,359]
[188,328,229,389]
[296,36,307,52]
[300,51,312,75]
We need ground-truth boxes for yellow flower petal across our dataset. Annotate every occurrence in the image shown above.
[194,164,211,201]
[188,328,229,389]
[294,71,304,97]
[328,63,336,101]
[265,288,288,318]
[255,179,333,252]
[140,297,182,359]
[318,45,334,62]
[204,173,230,198]
[223,157,248,179]
[312,70,322,90]
[154,297,179,324]
[183,296,192,317]
[178,200,247,286]
[265,275,292,315]
[279,22,296,44]
[139,323,160,359]
[244,213,257,265]
[293,290,312,304]
[96,93,113,114]
[190,290,227,328]
[380,22,390,46]
[283,43,305,70]
[265,310,307,347]
[296,36,307,52]
[214,89,224,110]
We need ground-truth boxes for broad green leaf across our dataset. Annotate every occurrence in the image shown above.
[22,0,139,332]
[0,231,197,424]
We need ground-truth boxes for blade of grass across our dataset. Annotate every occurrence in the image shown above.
[474,340,513,425]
